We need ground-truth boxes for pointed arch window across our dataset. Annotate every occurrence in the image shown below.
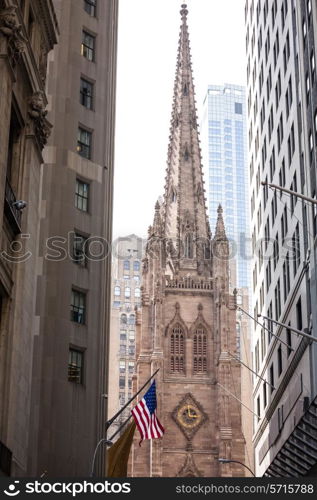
[183,83,188,96]
[193,327,207,373]
[184,233,193,258]
[170,324,185,373]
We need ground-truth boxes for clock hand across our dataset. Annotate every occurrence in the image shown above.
[187,405,198,418]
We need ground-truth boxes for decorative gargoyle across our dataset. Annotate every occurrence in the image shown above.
[0,6,27,56]
[27,91,52,148]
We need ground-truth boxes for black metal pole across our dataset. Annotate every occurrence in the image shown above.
[108,414,133,442]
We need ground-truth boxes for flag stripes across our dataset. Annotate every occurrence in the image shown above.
[131,380,165,444]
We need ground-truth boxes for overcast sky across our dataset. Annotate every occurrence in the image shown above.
[113,0,247,239]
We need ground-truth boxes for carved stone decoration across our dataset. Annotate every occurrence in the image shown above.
[196,183,203,205]
[164,302,188,337]
[172,393,208,440]
[38,38,48,84]
[181,209,195,233]
[27,91,52,149]
[177,453,202,477]
[0,5,27,65]
[189,303,212,339]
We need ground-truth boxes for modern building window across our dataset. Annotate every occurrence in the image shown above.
[134,287,140,298]
[263,382,267,408]
[73,233,88,267]
[296,297,303,331]
[119,376,125,389]
[119,360,125,372]
[270,363,275,393]
[275,279,281,320]
[80,78,93,109]
[311,51,315,83]
[68,348,84,384]
[257,396,260,422]
[128,361,134,374]
[120,314,127,325]
[71,289,86,324]
[128,314,135,325]
[81,30,95,61]
[84,0,97,17]
[286,325,292,357]
[283,253,290,302]
[277,345,283,376]
[75,179,89,212]
[123,260,130,271]
[114,286,121,296]
[128,345,135,356]
[124,287,131,298]
[133,261,140,272]
[235,102,242,114]
[77,127,92,159]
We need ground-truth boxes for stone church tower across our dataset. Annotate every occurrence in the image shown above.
[131,5,246,477]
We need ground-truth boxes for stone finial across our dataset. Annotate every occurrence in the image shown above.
[180,4,188,18]
[214,204,227,240]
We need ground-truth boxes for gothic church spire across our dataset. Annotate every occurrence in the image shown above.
[161,4,211,261]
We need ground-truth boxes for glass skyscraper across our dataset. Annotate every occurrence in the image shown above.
[201,83,250,289]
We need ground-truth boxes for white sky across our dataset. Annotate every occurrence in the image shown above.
[113,0,247,239]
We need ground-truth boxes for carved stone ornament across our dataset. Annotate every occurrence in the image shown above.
[177,453,202,477]
[28,91,52,149]
[164,302,188,337]
[0,5,27,64]
[181,209,195,233]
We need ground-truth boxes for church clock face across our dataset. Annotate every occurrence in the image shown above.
[177,404,202,429]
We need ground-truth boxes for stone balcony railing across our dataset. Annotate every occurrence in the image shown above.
[165,276,213,291]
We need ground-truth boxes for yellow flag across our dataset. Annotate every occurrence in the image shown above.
[107,421,136,477]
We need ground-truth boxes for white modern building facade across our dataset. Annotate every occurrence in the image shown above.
[201,84,250,289]
[245,0,317,477]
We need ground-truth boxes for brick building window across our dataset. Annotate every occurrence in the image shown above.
[84,0,97,17]
[77,127,92,159]
[70,289,86,324]
[80,78,94,109]
[170,324,184,373]
[75,179,89,212]
[193,327,207,373]
[68,348,84,384]
[81,30,95,61]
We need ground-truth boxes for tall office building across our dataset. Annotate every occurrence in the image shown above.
[0,0,58,476]
[27,0,118,476]
[201,84,250,289]
[246,0,317,477]
[108,235,144,436]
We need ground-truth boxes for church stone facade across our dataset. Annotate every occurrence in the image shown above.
[131,5,246,477]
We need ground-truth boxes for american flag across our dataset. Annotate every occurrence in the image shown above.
[131,380,165,445]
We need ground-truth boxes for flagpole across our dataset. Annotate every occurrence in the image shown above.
[105,368,160,431]
[108,414,133,442]
[217,382,259,418]
[91,368,160,477]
